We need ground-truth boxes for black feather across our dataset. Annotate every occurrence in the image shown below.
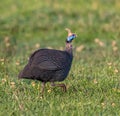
[18,48,73,82]
[18,29,76,94]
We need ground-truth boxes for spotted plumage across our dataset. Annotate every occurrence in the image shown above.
[18,28,76,94]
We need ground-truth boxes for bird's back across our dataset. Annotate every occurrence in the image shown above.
[18,49,73,82]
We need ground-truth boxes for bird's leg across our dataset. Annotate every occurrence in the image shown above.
[41,82,45,95]
[51,82,67,92]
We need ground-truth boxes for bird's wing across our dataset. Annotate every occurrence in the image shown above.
[29,50,61,70]
[28,49,71,70]
[34,60,60,70]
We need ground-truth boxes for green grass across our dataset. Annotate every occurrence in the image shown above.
[0,0,120,115]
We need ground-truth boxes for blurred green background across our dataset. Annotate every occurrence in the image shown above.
[0,0,120,115]
[1,0,120,44]
[0,0,120,57]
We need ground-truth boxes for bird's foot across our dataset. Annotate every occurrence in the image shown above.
[41,82,45,96]
[51,82,67,92]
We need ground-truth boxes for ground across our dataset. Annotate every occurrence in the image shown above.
[0,0,120,115]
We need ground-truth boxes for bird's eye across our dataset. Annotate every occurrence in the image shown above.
[72,34,76,38]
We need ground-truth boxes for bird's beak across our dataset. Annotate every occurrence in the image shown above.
[75,34,77,37]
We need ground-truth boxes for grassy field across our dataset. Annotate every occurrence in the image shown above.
[0,0,120,115]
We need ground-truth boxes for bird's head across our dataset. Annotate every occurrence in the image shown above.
[65,28,77,43]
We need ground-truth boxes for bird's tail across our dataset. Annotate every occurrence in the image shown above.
[18,64,32,79]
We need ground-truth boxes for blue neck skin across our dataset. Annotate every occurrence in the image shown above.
[66,34,76,43]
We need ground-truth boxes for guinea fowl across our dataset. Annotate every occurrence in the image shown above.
[18,28,76,94]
